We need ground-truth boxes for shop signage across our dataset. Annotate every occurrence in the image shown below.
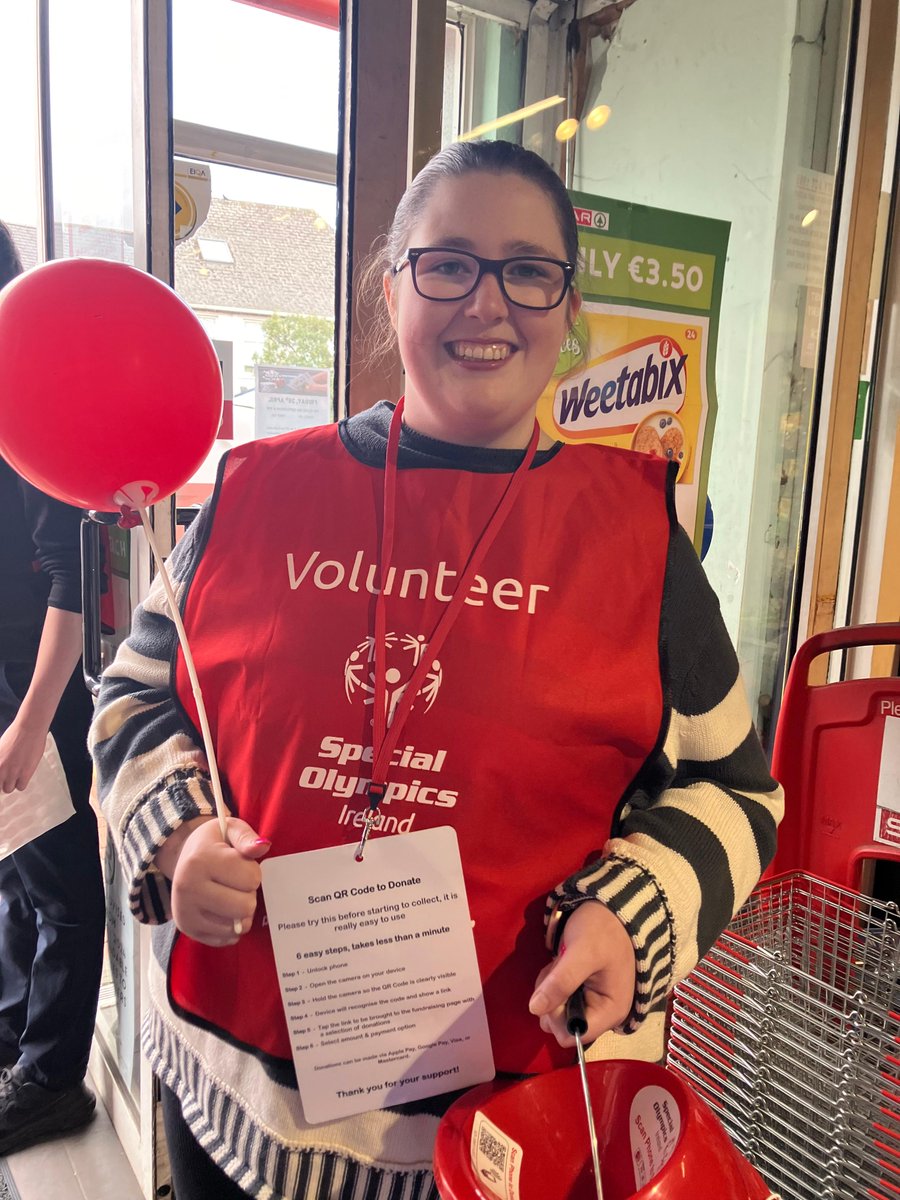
[538,192,730,549]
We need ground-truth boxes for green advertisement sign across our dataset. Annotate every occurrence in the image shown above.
[538,192,731,548]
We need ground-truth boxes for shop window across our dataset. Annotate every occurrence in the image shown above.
[172,0,339,510]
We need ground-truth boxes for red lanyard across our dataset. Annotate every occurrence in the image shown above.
[356,397,539,859]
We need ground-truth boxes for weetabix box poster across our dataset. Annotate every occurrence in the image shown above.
[539,193,730,549]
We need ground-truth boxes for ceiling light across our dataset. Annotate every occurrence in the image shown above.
[586,105,611,130]
[555,118,579,142]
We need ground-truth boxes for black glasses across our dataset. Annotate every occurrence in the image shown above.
[392,247,576,311]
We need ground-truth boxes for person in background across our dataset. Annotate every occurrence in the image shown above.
[0,220,105,1154]
[90,141,783,1199]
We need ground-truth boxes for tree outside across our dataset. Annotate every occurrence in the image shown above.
[254,312,334,369]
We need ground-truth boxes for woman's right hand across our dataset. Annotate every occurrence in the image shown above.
[166,817,272,946]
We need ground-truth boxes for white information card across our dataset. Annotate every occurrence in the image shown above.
[261,825,495,1124]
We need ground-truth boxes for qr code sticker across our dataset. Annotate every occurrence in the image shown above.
[471,1112,523,1200]
[479,1126,507,1172]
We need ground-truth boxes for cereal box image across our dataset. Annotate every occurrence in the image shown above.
[538,193,730,549]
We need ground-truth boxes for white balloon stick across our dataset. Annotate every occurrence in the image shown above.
[139,507,243,938]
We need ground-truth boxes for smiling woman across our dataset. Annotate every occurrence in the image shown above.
[384,171,578,448]
[91,138,782,1200]
[371,140,582,448]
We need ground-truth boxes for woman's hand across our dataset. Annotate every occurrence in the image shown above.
[167,817,272,947]
[0,717,49,793]
[528,900,637,1047]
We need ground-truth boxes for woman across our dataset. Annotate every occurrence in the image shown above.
[0,220,104,1155]
[91,140,783,1200]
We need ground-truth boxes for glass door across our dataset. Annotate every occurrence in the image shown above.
[0,0,157,1190]
[429,0,858,751]
[0,3,341,1195]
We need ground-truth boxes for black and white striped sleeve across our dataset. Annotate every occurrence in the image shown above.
[88,510,217,924]
[550,526,784,1031]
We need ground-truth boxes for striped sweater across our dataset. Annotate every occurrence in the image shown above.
[89,402,783,1200]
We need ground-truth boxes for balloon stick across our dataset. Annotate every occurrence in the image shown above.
[138,507,243,938]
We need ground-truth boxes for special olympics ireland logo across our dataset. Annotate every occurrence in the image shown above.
[344,634,442,725]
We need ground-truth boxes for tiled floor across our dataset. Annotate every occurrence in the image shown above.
[0,1073,144,1200]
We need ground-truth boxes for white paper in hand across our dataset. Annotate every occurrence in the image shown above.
[263,825,495,1124]
[0,734,75,860]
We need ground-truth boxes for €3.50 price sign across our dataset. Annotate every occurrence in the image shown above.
[538,193,730,550]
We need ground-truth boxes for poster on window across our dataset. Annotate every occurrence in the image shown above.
[538,194,730,549]
[254,364,332,439]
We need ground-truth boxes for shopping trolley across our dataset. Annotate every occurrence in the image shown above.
[771,622,900,887]
[667,871,900,1200]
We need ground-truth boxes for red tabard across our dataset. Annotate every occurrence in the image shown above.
[169,423,671,1074]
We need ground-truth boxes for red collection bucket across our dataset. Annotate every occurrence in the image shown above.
[433,1059,775,1200]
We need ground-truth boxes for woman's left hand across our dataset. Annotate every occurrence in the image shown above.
[0,717,48,794]
[528,900,637,1047]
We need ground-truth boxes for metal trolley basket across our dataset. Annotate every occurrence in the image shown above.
[666,872,900,1200]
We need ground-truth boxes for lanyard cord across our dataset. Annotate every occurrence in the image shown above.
[364,398,539,830]
[370,399,402,776]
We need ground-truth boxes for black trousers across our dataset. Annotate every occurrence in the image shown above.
[161,1082,251,1200]
[0,662,105,1089]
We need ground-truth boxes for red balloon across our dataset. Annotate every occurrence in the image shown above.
[0,258,222,511]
